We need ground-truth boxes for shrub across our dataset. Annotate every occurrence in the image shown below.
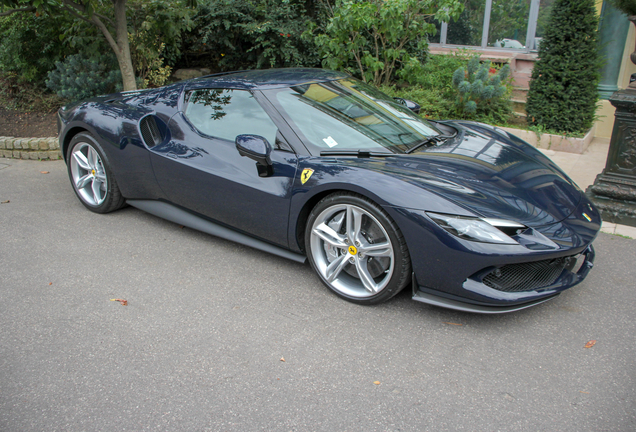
[0,12,71,84]
[184,0,320,71]
[46,54,122,101]
[450,55,511,120]
[380,53,514,124]
[525,0,601,134]
[128,32,173,88]
[306,0,464,86]
[379,53,469,118]
[128,0,195,68]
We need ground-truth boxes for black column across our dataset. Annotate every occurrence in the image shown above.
[586,89,636,227]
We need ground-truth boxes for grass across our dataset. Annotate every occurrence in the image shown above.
[612,233,634,240]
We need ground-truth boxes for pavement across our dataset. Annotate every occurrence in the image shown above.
[0,147,635,431]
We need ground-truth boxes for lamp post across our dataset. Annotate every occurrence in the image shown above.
[585,15,636,227]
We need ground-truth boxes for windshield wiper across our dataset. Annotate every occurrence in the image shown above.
[320,150,394,158]
[406,133,455,154]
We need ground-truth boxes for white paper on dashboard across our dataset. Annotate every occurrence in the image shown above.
[323,136,338,147]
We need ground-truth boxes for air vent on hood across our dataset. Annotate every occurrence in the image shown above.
[140,115,162,148]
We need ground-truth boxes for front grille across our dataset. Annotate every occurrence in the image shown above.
[482,257,567,292]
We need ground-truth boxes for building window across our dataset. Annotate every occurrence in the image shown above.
[433,0,550,52]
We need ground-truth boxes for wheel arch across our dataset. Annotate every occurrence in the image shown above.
[61,125,101,162]
[293,186,390,255]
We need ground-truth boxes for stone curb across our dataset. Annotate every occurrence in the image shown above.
[497,125,596,155]
[0,136,62,160]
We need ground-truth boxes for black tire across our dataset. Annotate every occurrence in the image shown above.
[305,192,411,305]
[66,132,125,214]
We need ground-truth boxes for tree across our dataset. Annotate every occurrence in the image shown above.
[525,0,601,134]
[1,0,137,90]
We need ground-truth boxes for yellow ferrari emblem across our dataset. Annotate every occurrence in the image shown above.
[348,245,358,255]
[301,168,314,185]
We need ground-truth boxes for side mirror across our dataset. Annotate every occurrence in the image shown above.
[393,97,421,114]
[236,134,273,177]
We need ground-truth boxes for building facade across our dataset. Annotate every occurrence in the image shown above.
[428,0,636,139]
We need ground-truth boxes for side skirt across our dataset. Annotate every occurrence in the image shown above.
[127,200,307,264]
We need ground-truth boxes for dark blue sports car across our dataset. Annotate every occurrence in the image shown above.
[58,68,600,313]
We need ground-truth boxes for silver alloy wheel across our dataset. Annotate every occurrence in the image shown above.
[309,203,395,298]
[69,142,108,206]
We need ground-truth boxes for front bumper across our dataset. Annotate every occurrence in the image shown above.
[411,244,595,313]
[388,194,601,311]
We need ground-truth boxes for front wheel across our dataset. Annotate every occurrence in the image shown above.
[305,193,411,305]
[67,132,125,214]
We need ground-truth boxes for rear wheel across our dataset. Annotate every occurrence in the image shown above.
[306,193,411,305]
[67,132,125,213]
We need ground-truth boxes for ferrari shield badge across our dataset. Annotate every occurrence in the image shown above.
[301,168,314,185]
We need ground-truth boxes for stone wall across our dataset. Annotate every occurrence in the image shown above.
[0,136,62,160]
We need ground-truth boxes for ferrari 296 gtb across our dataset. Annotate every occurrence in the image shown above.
[57,68,601,313]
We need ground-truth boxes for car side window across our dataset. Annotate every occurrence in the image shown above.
[184,89,279,148]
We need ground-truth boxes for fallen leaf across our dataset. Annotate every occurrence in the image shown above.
[580,391,590,394]
[280,357,285,362]
[443,322,463,326]
[48,282,52,285]
[373,381,381,385]
[584,340,596,348]
[110,298,128,306]
[40,171,49,174]
[1,200,9,204]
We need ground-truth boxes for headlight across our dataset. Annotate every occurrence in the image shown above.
[427,213,525,244]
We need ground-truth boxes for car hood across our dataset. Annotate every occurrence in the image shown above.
[372,122,583,227]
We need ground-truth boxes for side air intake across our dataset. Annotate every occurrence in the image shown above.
[139,115,162,148]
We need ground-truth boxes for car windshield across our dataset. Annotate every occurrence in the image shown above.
[263,78,442,154]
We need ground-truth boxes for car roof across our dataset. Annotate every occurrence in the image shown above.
[186,68,350,90]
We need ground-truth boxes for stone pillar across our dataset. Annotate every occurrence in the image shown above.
[586,89,636,227]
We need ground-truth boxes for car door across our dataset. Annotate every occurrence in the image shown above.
[148,87,298,248]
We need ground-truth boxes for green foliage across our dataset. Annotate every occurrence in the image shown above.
[128,34,172,88]
[379,54,466,118]
[380,53,514,124]
[380,55,468,119]
[46,54,122,101]
[306,0,464,86]
[128,0,195,67]
[186,0,320,70]
[0,11,72,84]
[525,0,601,134]
[609,0,636,16]
[384,55,456,116]
[450,55,511,120]
[127,1,194,88]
